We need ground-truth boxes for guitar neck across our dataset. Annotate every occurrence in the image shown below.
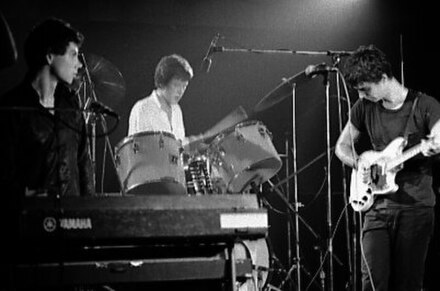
[388,143,423,169]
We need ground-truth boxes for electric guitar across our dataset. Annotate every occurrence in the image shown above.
[349,136,432,212]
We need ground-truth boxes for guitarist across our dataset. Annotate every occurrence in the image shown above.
[335,45,440,291]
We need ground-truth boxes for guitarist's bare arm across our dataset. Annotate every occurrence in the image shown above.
[336,121,361,168]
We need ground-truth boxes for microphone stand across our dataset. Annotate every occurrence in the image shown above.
[80,55,125,195]
[290,82,301,291]
[282,133,293,290]
[323,69,334,291]
[332,54,356,291]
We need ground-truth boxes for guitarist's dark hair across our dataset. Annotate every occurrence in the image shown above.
[343,44,393,88]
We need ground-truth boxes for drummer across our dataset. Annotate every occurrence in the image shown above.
[128,53,204,152]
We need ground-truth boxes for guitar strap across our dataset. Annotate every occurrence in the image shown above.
[402,95,419,141]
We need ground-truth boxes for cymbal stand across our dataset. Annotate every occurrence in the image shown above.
[76,71,96,189]
[80,54,124,195]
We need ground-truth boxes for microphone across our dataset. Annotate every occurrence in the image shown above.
[305,63,337,78]
[89,101,119,119]
[201,33,220,73]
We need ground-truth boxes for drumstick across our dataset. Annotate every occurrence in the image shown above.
[202,105,249,141]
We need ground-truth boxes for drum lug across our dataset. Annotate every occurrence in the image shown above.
[258,126,266,138]
[159,136,165,149]
[115,155,120,167]
[133,142,139,154]
[234,128,245,142]
[218,146,226,157]
[169,154,179,165]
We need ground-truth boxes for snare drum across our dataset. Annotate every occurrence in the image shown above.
[208,121,282,193]
[114,131,186,195]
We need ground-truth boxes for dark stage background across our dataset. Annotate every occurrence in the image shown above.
[1,0,439,290]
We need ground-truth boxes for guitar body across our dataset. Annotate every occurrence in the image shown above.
[349,137,407,212]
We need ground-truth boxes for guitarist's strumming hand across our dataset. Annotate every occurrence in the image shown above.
[356,158,372,184]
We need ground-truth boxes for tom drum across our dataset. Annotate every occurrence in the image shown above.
[208,121,282,193]
[114,131,186,195]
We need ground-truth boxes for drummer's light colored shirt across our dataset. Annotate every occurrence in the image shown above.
[128,90,186,142]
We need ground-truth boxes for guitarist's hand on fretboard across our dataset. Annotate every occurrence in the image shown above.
[421,136,440,157]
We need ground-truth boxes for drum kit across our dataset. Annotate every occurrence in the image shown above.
[114,119,282,196]
[114,105,285,197]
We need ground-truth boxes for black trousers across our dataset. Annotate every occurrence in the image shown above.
[361,207,435,291]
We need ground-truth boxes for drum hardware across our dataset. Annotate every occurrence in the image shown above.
[132,142,139,154]
[184,155,214,195]
[258,126,267,138]
[169,154,179,165]
[234,129,245,142]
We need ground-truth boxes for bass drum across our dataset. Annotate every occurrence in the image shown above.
[208,121,282,193]
[114,131,186,195]
[234,238,273,291]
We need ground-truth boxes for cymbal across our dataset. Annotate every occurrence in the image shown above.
[252,71,311,113]
[71,53,126,104]
[84,53,126,102]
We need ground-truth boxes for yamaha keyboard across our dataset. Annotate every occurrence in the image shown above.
[19,193,268,244]
[14,194,268,289]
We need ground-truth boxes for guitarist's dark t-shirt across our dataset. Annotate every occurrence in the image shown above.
[351,89,440,208]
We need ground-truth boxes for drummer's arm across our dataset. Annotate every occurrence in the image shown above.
[182,134,209,153]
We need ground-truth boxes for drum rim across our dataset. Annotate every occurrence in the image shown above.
[210,120,265,146]
[115,130,177,152]
[126,179,187,195]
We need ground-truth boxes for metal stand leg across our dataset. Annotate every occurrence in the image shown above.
[228,244,237,291]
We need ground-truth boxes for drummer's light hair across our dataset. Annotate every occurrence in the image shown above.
[343,44,393,88]
[24,17,84,77]
[154,54,193,88]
